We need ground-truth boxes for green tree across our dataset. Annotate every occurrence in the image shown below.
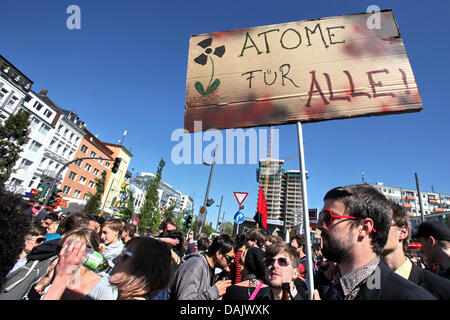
[0,109,30,183]
[120,191,135,222]
[138,158,165,234]
[163,199,177,220]
[84,170,107,216]
[221,222,234,236]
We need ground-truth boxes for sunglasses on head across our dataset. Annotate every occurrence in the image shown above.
[319,209,377,232]
[264,257,291,267]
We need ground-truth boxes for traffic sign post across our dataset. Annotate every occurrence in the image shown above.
[233,192,248,206]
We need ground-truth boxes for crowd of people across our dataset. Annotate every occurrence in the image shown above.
[1,183,450,300]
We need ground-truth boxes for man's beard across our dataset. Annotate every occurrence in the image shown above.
[321,231,352,264]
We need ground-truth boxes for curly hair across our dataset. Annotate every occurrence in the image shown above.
[0,188,32,290]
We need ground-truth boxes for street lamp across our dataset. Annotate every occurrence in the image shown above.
[199,144,218,233]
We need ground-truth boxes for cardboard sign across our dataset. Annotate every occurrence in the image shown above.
[184,9,422,132]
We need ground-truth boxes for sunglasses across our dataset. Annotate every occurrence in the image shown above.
[222,253,235,264]
[319,209,377,232]
[27,237,45,244]
[264,257,291,267]
[118,250,134,263]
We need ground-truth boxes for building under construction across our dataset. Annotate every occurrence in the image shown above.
[256,159,305,234]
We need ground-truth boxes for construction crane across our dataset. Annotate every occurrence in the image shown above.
[263,126,274,198]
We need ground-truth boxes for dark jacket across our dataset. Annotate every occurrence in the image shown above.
[255,285,304,300]
[409,263,450,300]
[169,252,219,300]
[0,239,61,300]
[355,261,436,300]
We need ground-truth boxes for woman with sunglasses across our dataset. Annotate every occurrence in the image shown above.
[222,248,268,300]
[109,237,172,300]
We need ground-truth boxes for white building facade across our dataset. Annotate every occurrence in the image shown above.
[7,90,61,192]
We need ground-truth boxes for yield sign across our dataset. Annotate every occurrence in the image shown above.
[233,192,248,206]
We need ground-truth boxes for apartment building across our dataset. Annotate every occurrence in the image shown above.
[60,129,114,206]
[0,55,32,124]
[7,90,61,192]
[370,182,450,228]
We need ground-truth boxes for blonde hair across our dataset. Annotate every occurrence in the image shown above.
[62,228,105,254]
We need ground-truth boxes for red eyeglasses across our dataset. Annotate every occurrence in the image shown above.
[319,209,377,232]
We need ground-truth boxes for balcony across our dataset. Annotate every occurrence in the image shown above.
[403,203,413,208]
[434,207,444,213]
[402,195,416,200]
[428,199,438,204]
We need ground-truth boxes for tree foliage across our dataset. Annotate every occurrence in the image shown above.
[120,191,135,223]
[84,170,107,216]
[0,109,30,183]
[138,158,165,234]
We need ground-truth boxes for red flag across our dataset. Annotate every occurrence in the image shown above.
[254,187,268,230]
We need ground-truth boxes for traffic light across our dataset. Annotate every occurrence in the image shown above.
[205,198,215,207]
[111,157,122,174]
[186,215,193,228]
[181,210,189,226]
[48,188,63,206]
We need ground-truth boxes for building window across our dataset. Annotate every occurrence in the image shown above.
[43,109,53,118]
[10,178,23,186]
[47,160,54,170]
[19,158,33,170]
[74,159,82,167]
[88,181,95,189]
[79,176,87,185]
[73,190,81,198]
[84,163,91,172]
[93,168,99,176]
[30,117,40,129]
[105,162,110,169]
[39,157,47,168]
[55,144,62,153]
[62,147,68,157]
[33,101,43,111]
[62,186,71,195]
[28,176,38,188]
[38,123,50,135]
[58,124,63,133]
[0,87,9,101]
[29,140,42,152]
[90,151,96,158]
[81,144,88,153]
[83,194,89,200]
[68,171,77,180]
[6,96,18,107]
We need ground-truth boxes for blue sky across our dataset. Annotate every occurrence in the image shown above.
[2,0,450,227]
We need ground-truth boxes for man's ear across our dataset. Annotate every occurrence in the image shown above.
[398,226,409,242]
[429,236,437,247]
[292,267,299,280]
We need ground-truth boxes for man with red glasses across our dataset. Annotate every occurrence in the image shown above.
[316,184,434,300]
